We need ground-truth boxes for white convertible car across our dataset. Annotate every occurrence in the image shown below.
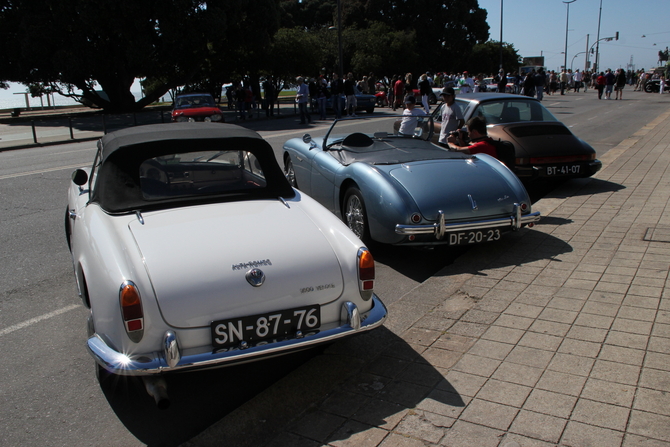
[65,123,387,408]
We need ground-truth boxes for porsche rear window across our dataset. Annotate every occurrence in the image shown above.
[139,150,267,200]
[474,99,558,124]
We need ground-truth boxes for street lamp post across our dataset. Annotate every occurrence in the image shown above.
[595,0,603,73]
[563,0,577,71]
[499,0,504,70]
[571,52,585,71]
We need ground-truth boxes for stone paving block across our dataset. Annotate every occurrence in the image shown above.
[467,339,514,361]
[622,433,670,447]
[452,353,501,378]
[566,325,608,343]
[611,318,654,335]
[434,333,477,353]
[547,296,585,312]
[581,377,636,407]
[628,410,670,442]
[393,410,451,444]
[351,398,408,430]
[639,368,670,393]
[522,388,577,419]
[365,356,412,379]
[461,309,499,325]
[588,290,626,305]
[574,312,615,329]
[528,319,571,337]
[572,398,631,431]
[481,325,525,344]
[499,433,556,447]
[617,305,658,322]
[378,433,429,447]
[644,351,670,371]
[599,344,646,366]
[439,420,504,447]
[503,303,544,319]
[438,370,488,398]
[475,378,532,407]
[447,321,489,338]
[505,345,555,369]
[459,398,519,431]
[547,352,595,376]
[321,390,368,418]
[421,347,463,370]
[509,409,567,443]
[401,328,443,347]
[556,287,593,300]
[623,295,661,309]
[560,420,624,447]
[415,389,469,420]
[590,359,641,385]
[397,361,448,388]
[605,330,650,350]
[414,313,456,332]
[491,362,544,387]
[538,307,579,324]
[327,420,389,447]
[377,380,431,408]
[657,310,670,325]
[628,285,664,299]
[289,410,346,442]
[513,293,552,307]
[633,387,670,417]
[518,331,563,352]
[581,300,621,317]
[651,324,670,339]
[492,314,535,331]
[536,370,587,397]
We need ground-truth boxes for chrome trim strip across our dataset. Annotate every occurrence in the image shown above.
[395,211,541,236]
[87,295,387,376]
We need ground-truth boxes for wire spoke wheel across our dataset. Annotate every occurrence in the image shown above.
[344,188,368,241]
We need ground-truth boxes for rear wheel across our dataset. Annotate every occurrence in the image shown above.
[284,155,298,188]
[644,82,656,93]
[343,187,370,243]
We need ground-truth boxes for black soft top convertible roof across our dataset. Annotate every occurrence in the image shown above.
[91,123,295,213]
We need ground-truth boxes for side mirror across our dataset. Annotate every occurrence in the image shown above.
[72,169,88,186]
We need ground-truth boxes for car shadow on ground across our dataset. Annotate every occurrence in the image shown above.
[183,326,466,446]
[97,327,465,447]
[99,346,327,447]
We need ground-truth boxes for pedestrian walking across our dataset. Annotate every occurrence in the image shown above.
[295,76,311,124]
[614,68,626,100]
[596,72,606,99]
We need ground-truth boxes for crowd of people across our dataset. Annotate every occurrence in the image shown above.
[222,66,665,122]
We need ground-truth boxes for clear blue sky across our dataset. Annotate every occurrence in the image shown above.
[3,0,669,103]
[477,0,670,73]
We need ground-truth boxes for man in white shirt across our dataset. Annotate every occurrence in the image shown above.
[398,96,426,135]
[438,87,465,146]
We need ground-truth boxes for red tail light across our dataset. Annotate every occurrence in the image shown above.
[358,248,375,300]
[120,281,144,342]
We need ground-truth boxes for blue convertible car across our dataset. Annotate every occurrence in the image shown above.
[282,116,540,246]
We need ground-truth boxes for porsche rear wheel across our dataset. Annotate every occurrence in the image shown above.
[343,187,370,242]
[284,156,298,188]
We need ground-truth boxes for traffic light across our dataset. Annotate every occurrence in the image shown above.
[615,31,619,41]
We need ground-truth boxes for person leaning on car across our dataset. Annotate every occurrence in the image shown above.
[398,96,426,135]
[437,87,465,146]
[446,116,498,159]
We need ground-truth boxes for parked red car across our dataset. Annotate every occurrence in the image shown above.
[171,93,224,123]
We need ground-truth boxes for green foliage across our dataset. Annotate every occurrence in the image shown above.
[465,41,521,75]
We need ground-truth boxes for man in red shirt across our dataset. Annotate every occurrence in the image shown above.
[446,116,498,158]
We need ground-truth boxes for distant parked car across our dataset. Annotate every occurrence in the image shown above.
[171,93,224,122]
[644,79,670,93]
[65,123,386,408]
[282,115,539,246]
[431,93,602,180]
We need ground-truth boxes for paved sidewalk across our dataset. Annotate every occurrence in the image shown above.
[184,106,670,447]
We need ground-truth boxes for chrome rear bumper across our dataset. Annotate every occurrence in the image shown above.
[395,204,541,239]
[88,296,387,376]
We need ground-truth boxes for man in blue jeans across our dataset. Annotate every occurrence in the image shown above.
[604,69,615,100]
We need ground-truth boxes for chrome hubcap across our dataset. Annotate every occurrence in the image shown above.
[285,161,296,186]
[345,195,365,238]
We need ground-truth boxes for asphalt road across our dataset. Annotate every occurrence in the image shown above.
[0,89,664,446]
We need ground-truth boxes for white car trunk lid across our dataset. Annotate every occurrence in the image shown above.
[129,201,344,328]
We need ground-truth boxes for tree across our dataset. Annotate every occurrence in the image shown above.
[465,41,521,75]
[0,0,254,112]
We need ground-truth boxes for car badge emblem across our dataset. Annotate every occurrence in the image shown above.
[245,268,265,287]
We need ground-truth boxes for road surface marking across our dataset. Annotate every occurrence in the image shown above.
[0,304,79,337]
